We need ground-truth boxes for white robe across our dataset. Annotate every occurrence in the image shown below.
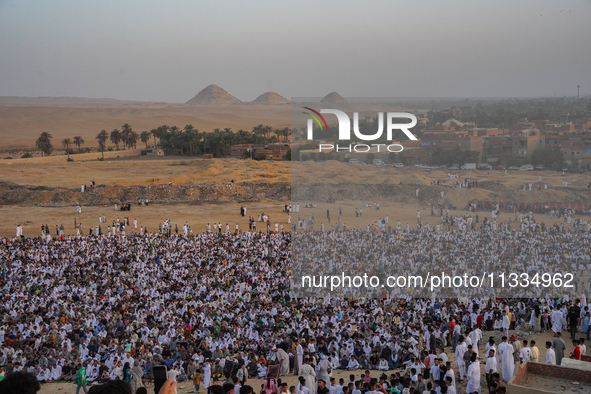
[296,344,304,371]
[545,348,556,365]
[51,365,62,380]
[551,310,563,333]
[299,364,316,394]
[203,363,211,388]
[272,348,290,376]
[316,358,331,384]
[498,342,514,382]
[466,361,480,393]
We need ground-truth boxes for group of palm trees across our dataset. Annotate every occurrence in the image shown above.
[36,123,291,159]
[97,123,290,158]
[35,132,85,158]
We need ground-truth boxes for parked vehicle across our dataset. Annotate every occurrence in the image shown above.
[394,163,405,168]
[492,165,505,170]
[449,164,460,170]
[508,166,520,170]
[520,164,534,171]
[535,164,545,170]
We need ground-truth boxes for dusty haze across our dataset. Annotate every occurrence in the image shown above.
[1,1,590,103]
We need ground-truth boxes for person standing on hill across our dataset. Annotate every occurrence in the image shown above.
[552,331,566,365]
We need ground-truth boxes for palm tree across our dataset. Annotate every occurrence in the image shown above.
[183,125,201,155]
[35,132,53,156]
[150,129,158,148]
[61,138,72,159]
[72,136,85,152]
[121,123,132,149]
[274,128,283,141]
[154,125,169,148]
[96,130,109,160]
[282,127,290,142]
[252,124,265,138]
[128,131,139,149]
[110,129,121,150]
[140,131,151,148]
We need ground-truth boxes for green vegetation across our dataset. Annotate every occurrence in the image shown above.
[425,97,591,128]
[73,136,85,152]
[96,130,109,160]
[35,132,53,156]
[61,138,72,159]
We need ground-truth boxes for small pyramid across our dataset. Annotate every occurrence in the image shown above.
[320,92,349,104]
[251,92,291,104]
[186,84,242,104]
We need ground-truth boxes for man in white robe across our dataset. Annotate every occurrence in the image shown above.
[465,355,480,394]
[272,347,290,376]
[296,340,304,373]
[551,308,563,333]
[498,337,514,382]
[545,342,556,365]
[203,361,211,389]
[50,364,62,381]
[299,358,316,394]
[454,336,467,380]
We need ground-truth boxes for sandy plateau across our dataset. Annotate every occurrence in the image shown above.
[0,156,590,237]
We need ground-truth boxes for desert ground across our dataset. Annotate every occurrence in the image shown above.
[3,155,591,189]
[1,156,590,237]
[0,98,292,150]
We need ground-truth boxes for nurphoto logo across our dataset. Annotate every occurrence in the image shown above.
[303,107,417,153]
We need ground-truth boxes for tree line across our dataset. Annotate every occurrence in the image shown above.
[426,98,591,129]
[35,124,291,159]
[35,133,85,159]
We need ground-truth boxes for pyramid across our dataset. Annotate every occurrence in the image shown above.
[251,92,291,104]
[320,92,349,104]
[186,85,242,104]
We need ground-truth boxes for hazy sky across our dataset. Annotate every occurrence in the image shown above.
[1,0,590,102]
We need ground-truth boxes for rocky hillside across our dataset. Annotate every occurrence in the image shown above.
[1,180,588,209]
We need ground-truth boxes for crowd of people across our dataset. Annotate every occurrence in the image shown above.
[1,212,591,394]
[293,210,591,300]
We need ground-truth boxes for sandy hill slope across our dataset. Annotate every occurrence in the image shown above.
[251,92,291,104]
[320,92,349,104]
[186,85,242,105]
